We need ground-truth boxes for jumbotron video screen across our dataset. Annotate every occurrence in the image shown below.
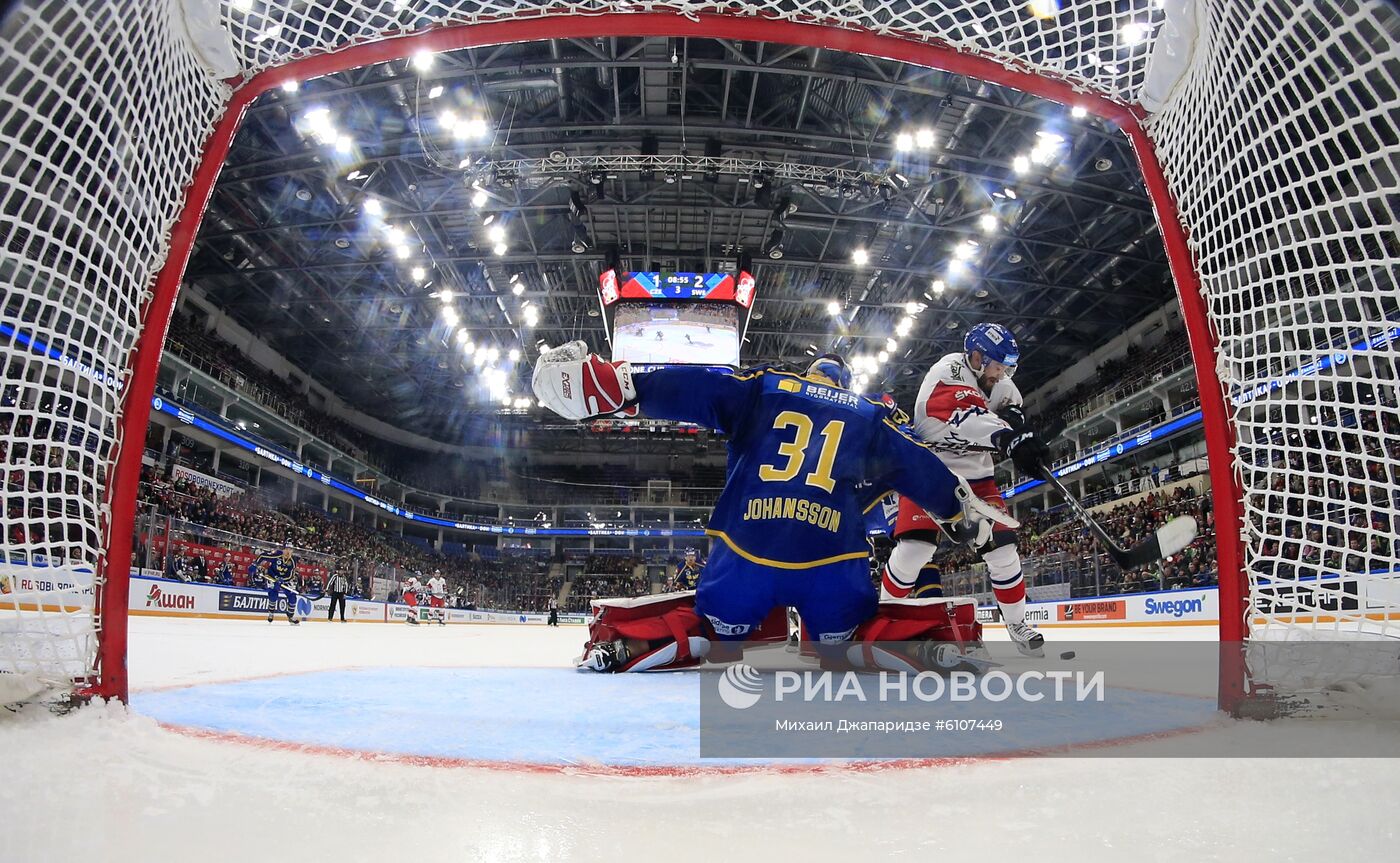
[610,302,741,366]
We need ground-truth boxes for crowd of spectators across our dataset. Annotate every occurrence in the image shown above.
[564,573,652,612]
[929,482,1220,600]
[164,311,379,461]
[1243,380,1400,584]
[133,466,559,610]
[3,362,106,558]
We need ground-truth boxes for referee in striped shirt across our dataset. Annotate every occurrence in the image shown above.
[326,570,349,622]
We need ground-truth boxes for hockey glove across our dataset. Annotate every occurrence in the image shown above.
[532,340,637,421]
[998,405,1031,433]
[992,427,1050,478]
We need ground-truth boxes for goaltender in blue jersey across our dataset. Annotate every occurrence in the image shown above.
[532,345,1009,653]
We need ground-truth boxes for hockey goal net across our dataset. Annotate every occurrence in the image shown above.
[1,1,1396,711]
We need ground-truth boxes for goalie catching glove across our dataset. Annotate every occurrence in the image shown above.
[532,340,638,421]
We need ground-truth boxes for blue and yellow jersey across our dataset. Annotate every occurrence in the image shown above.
[633,366,963,569]
[254,552,297,584]
[674,560,704,591]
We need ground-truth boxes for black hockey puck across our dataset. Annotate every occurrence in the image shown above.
[1059,651,1077,660]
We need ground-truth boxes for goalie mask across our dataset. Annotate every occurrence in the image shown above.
[806,354,852,389]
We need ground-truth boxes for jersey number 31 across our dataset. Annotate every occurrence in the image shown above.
[757,411,846,493]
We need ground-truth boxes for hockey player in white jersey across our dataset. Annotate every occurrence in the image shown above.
[402,573,423,625]
[882,323,1051,656]
[427,570,448,626]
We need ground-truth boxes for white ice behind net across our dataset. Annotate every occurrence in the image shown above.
[0,0,1395,702]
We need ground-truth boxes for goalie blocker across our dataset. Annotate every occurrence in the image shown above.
[580,592,984,674]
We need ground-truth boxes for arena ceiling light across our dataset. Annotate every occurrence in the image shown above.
[979,213,999,232]
[362,198,382,215]
[412,50,435,71]
[393,245,409,259]
[492,242,508,256]
[487,224,506,243]
[411,266,426,281]
[1120,21,1151,46]
[895,317,913,336]
[1012,155,1031,174]
[852,248,869,266]
[469,185,487,206]
[1071,105,1088,119]
[281,80,298,94]
[427,85,443,99]
[511,282,524,296]
[441,306,459,326]
[826,300,842,316]
[914,128,935,148]
[894,132,913,152]
[301,108,336,144]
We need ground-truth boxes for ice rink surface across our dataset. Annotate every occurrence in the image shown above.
[4,617,1399,862]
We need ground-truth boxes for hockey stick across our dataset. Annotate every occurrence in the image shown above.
[1033,464,1198,569]
[960,441,1196,568]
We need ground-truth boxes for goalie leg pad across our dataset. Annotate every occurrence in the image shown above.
[841,598,984,672]
[584,592,709,672]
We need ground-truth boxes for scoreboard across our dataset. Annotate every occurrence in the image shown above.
[600,270,756,308]
[598,267,758,368]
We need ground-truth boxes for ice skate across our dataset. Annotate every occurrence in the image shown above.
[576,639,628,672]
[1006,620,1044,657]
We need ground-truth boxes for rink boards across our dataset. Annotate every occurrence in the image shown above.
[123,575,590,626]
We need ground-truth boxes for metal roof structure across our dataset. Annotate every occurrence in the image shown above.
[185,35,1174,440]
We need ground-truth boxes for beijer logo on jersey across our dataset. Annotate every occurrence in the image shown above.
[802,383,860,408]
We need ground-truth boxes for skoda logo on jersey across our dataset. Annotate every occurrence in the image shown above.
[717,663,764,710]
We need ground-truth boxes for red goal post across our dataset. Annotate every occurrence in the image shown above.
[1,1,1394,712]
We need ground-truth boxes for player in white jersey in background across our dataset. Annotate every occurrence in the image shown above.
[427,570,448,626]
[882,323,1051,656]
[402,573,423,625]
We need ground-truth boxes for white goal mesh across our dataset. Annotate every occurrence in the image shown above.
[0,0,1395,706]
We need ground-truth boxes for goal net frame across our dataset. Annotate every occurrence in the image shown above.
[2,1,1395,714]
